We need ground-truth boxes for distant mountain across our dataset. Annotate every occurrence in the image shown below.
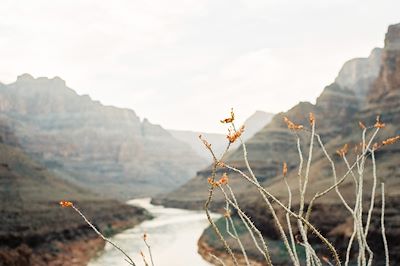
[335,47,382,98]
[242,110,275,139]
[168,110,273,162]
[162,23,400,264]
[0,120,149,265]
[0,75,206,199]
[168,130,227,162]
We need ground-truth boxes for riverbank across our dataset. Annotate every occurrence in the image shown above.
[89,198,219,266]
[0,200,150,266]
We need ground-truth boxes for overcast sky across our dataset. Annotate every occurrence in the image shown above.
[0,0,399,133]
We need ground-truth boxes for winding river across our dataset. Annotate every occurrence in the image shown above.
[88,198,217,266]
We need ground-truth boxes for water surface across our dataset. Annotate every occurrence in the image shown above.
[88,198,217,266]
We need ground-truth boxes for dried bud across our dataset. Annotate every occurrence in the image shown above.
[227,125,245,143]
[219,173,229,185]
[220,108,235,123]
[382,135,400,146]
[309,112,315,125]
[336,144,349,157]
[284,116,303,130]
[217,161,225,167]
[374,115,385,129]
[59,201,73,207]
[224,209,231,218]
[358,121,366,129]
[282,162,288,177]
[143,232,147,241]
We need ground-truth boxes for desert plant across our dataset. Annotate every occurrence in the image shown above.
[60,110,397,266]
[200,110,396,266]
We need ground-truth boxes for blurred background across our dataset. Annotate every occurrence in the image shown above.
[0,1,399,265]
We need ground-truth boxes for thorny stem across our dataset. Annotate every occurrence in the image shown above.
[222,185,272,265]
[364,149,377,237]
[236,126,296,266]
[200,136,239,266]
[227,185,270,263]
[223,163,341,266]
[224,204,250,266]
[204,113,389,266]
[304,129,379,230]
[140,251,150,266]
[204,165,238,266]
[315,133,353,213]
[143,236,155,266]
[284,176,300,265]
[71,205,136,266]
[297,121,315,266]
[381,183,389,266]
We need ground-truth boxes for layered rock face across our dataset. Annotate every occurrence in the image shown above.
[365,23,400,125]
[0,75,205,198]
[0,123,150,266]
[165,23,400,264]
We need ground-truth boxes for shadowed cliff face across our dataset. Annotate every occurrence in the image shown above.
[364,23,400,126]
[0,75,206,199]
[0,124,150,266]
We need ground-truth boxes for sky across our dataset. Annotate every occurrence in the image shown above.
[0,0,399,133]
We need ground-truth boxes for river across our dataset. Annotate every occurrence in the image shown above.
[88,198,218,266]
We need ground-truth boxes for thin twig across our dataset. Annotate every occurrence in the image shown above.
[71,205,136,266]
[381,183,389,266]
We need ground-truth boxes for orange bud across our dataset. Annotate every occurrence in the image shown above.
[217,161,225,167]
[309,112,315,125]
[336,144,349,157]
[59,201,73,207]
[284,116,303,130]
[224,209,231,218]
[374,115,385,129]
[382,135,400,146]
[226,125,245,143]
[220,108,235,124]
[219,173,229,185]
[282,162,288,177]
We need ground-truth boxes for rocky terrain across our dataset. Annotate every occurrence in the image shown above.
[0,121,150,266]
[162,23,400,265]
[0,76,206,199]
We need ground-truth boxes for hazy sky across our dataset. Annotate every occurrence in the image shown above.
[0,1,399,133]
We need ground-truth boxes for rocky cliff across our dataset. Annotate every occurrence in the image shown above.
[164,23,400,265]
[0,75,206,198]
[0,123,150,266]
[335,48,382,99]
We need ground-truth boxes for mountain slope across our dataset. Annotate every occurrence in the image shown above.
[0,122,149,266]
[0,75,206,198]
